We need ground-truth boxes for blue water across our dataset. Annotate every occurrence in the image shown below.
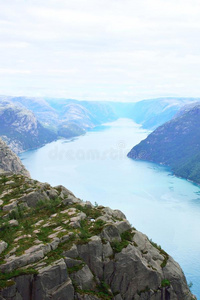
[20,119,200,298]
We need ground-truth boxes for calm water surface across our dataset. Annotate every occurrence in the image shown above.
[20,119,200,298]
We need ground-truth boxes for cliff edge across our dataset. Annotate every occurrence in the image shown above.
[0,173,195,299]
[0,139,30,177]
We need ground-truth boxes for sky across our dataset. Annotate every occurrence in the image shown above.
[0,0,200,102]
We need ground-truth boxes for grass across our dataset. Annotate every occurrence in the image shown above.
[67,263,85,274]
[75,281,113,300]
[149,239,169,268]
[111,230,134,253]
[0,268,38,290]
[161,279,170,287]
[74,204,102,219]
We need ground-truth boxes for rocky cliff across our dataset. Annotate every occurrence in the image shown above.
[0,172,195,299]
[0,138,30,177]
[0,100,56,153]
[127,103,200,184]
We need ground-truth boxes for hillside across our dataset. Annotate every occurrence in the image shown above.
[0,96,199,154]
[127,103,200,184]
[2,96,198,131]
[0,149,195,299]
[126,97,199,130]
[0,174,194,300]
[0,100,56,153]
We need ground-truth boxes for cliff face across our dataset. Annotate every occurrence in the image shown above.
[127,103,200,184]
[0,173,194,299]
[0,101,56,153]
[0,138,30,177]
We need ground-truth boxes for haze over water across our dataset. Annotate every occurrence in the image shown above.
[20,119,200,298]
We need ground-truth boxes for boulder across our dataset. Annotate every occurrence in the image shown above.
[18,191,47,207]
[70,265,95,290]
[101,224,121,242]
[0,240,8,254]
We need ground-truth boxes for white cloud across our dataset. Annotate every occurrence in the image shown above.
[0,0,200,101]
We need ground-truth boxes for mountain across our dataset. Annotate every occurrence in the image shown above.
[0,138,30,177]
[0,100,57,153]
[128,103,200,184]
[0,148,195,299]
[2,96,198,132]
[1,96,199,154]
[126,97,199,130]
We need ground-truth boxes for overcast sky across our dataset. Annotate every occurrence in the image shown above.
[0,0,200,101]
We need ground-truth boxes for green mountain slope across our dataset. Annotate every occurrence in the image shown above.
[128,103,200,184]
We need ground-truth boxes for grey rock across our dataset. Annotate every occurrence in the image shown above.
[70,212,87,228]
[114,294,123,300]
[62,195,81,205]
[104,244,160,298]
[115,220,131,234]
[77,236,104,279]
[50,238,60,250]
[46,188,58,199]
[163,256,193,300]
[0,240,8,254]
[0,250,44,273]
[70,265,95,290]
[33,259,71,300]
[18,191,47,207]
[63,244,79,258]
[76,294,101,300]
[85,201,94,208]
[64,257,83,268]
[51,278,74,300]
[0,282,17,298]
[102,207,126,219]
[14,275,34,300]
[0,138,30,177]
[101,224,121,242]
[103,242,113,259]
[54,185,75,197]
[8,219,19,227]
[3,201,18,212]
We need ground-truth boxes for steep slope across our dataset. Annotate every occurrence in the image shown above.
[0,138,30,177]
[0,173,194,300]
[127,103,200,184]
[0,101,57,153]
[0,146,195,299]
[127,97,199,129]
[1,96,59,129]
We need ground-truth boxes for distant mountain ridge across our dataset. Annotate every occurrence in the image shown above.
[0,95,199,153]
[128,102,200,184]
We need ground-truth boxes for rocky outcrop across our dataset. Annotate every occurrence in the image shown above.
[0,173,195,299]
[0,138,30,177]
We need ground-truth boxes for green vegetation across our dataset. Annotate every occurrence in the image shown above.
[75,281,113,300]
[74,204,102,219]
[161,279,170,287]
[128,103,200,184]
[67,263,85,274]
[149,239,169,268]
[0,268,38,290]
[111,230,134,253]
